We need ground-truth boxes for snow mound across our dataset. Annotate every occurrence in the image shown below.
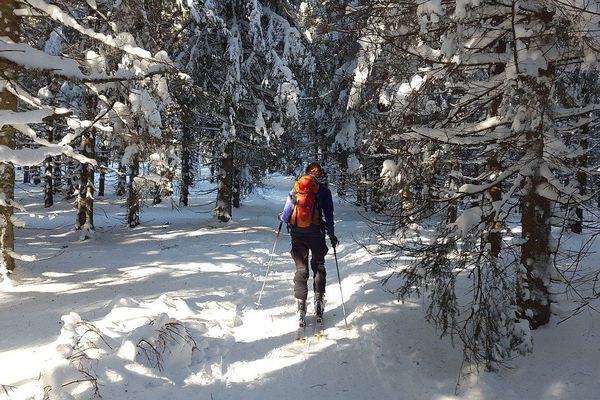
[35,296,206,400]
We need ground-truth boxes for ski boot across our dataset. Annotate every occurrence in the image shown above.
[314,293,325,340]
[314,293,324,320]
[297,299,307,327]
[296,299,307,342]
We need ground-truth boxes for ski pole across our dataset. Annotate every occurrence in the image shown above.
[333,245,348,328]
[255,220,283,308]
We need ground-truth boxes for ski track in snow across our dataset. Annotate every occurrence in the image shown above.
[1,174,599,400]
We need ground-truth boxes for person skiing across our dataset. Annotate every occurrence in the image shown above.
[279,162,338,326]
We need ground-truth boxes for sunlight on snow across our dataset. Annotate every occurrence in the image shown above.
[105,369,124,383]
[223,346,323,384]
[4,280,91,294]
[544,381,569,399]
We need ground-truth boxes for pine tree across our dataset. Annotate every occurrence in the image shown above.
[349,0,600,367]
[0,0,19,272]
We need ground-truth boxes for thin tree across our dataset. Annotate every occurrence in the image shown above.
[0,0,19,271]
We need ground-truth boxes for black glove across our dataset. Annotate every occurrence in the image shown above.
[330,234,339,248]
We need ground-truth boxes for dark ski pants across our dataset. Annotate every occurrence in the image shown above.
[291,234,329,300]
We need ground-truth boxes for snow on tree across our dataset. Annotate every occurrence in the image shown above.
[338,0,600,368]
[176,0,306,222]
[0,0,20,273]
[1,0,181,249]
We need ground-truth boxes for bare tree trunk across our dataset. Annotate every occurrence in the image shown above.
[0,0,18,271]
[44,125,54,208]
[116,161,126,196]
[65,160,76,199]
[180,135,191,206]
[486,157,502,257]
[571,133,587,234]
[337,151,348,199]
[31,166,41,185]
[23,166,30,183]
[232,166,240,209]
[215,142,234,222]
[127,154,140,227]
[76,128,95,239]
[53,156,62,194]
[98,143,107,197]
[518,162,552,328]
[485,28,505,256]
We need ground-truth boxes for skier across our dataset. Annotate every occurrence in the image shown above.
[279,162,338,326]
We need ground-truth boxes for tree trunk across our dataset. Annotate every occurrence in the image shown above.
[98,144,107,197]
[485,26,505,256]
[65,160,76,199]
[53,156,62,194]
[0,0,18,271]
[76,128,95,239]
[180,137,191,206]
[232,166,240,209]
[571,133,587,234]
[98,169,105,197]
[32,166,41,185]
[117,161,127,196]
[127,155,140,227]
[337,151,348,198]
[215,142,234,222]
[486,157,502,257]
[44,125,54,208]
[23,166,30,183]
[518,134,552,329]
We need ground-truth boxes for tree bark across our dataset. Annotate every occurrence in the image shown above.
[336,151,348,199]
[180,136,191,206]
[76,128,95,239]
[518,97,553,328]
[116,161,126,196]
[23,166,30,183]
[53,156,62,194]
[44,125,54,208]
[571,133,587,234]
[0,0,19,271]
[232,166,240,209]
[127,155,140,227]
[32,166,41,185]
[98,144,107,197]
[215,142,234,222]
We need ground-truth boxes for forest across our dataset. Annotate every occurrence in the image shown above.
[2,1,600,399]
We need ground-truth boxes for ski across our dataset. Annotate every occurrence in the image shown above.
[314,315,324,341]
[313,297,325,341]
[296,315,307,343]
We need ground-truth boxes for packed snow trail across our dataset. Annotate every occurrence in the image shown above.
[1,175,599,400]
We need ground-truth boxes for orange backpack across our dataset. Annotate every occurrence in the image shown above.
[290,175,320,228]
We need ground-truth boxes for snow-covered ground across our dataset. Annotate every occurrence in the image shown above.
[1,174,599,400]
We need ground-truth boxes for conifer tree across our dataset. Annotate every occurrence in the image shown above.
[346,0,600,367]
[0,0,19,271]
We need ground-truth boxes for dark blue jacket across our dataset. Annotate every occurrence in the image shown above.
[280,179,335,237]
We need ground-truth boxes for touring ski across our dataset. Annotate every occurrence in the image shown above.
[314,315,324,341]
[296,315,307,343]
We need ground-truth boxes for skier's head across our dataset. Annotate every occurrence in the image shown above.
[306,162,323,178]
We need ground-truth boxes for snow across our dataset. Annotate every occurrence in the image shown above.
[450,206,482,238]
[0,109,53,126]
[0,38,83,79]
[15,0,155,61]
[1,174,600,400]
[0,38,164,82]
[335,114,357,151]
[43,29,64,56]
[347,35,381,110]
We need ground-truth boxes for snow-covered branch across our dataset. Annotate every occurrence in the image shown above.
[0,39,171,82]
[17,0,167,63]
